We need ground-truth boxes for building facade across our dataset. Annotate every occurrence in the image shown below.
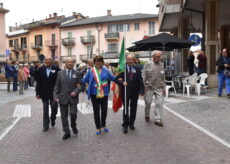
[60,11,159,64]
[158,0,230,87]
[0,3,9,64]
[7,13,82,63]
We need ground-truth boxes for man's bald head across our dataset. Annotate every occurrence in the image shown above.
[44,57,53,67]
[126,54,135,66]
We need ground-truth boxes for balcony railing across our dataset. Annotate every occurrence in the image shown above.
[45,40,58,48]
[10,45,21,51]
[29,56,39,62]
[31,43,43,50]
[105,32,119,40]
[60,55,76,62]
[62,38,75,47]
[21,44,27,51]
[79,54,96,61]
[80,36,95,44]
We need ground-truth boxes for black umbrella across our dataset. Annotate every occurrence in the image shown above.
[127,44,173,52]
[134,33,194,50]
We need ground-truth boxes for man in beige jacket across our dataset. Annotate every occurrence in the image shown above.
[142,51,166,126]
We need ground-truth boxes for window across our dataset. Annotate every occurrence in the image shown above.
[108,43,118,53]
[51,49,55,60]
[52,34,56,45]
[134,23,140,31]
[149,22,155,35]
[9,40,14,47]
[123,24,130,32]
[108,25,118,33]
[68,32,72,38]
[108,24,130,32]
[14,39,19,48]
[21,37,27,48]
[35,35,43,46]
[68,48,72,57]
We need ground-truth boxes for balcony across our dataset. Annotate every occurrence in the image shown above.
[105,32,119,41]
[79,54,96,61]
[21,44,28,52]
[60,55,76,62]
[29,56,39,62]
[62,38,75,47]
[45,40,58,48]
[101,51,119,59]
[31,43,43,50]
[10,45,21,52]
[80,36,95,44]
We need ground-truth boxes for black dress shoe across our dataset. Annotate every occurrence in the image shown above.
[129,125,135,130]
[63,133,71,140]
[123,127,128,133]
[155,121,164,127]
[43,127,49,132]
[72,127,78,135]
[51,121,55,127]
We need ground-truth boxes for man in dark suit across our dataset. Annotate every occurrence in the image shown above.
[36,57,60,132]
[5,60,13,92]
[53,58,82,140]
[116,54,145,133]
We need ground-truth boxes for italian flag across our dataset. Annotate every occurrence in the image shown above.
[112,37,125,112]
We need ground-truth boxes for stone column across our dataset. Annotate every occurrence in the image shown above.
[178,16,190,72]
[205,0,219,88]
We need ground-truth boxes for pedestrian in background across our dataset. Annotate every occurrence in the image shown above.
[54,58,82,140]
[23,63,30,90]
[142,51,166,127]
[29,63,35,87]
[223,48,230,98]
[116,54,144,133]
[18,64,26,95]
[11,61,18,92]
[187,51,195,75]
[216,50,226,97]
[82,56,117,135]
[197,51,207,75]
[36,57,60,132]
[5,60,13,92]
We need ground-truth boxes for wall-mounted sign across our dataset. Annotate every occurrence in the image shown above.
[189,34,201,46]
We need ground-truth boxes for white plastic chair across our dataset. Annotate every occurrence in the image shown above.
[183,76,200,97]
[165,80,176,98]
[198,73,208,94]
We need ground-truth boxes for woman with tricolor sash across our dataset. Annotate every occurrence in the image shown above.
[82,55,119,135]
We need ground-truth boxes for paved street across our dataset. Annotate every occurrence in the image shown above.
[0,88,230,164]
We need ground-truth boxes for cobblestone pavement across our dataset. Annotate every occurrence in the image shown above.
[0,89,230,164]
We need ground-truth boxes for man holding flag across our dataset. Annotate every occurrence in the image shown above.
[115,38,145,133]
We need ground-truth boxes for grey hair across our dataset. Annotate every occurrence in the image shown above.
[126,54,135,59]
[65,58,75,63]
[152,50,162,57]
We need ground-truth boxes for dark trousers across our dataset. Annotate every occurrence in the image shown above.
[122,93,138,128]
[90,95,108,129]
[42,98,58,129]
[59,103,77,134]
[13,76,18,91]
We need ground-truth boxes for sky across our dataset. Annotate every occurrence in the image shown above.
[1,0,159,33]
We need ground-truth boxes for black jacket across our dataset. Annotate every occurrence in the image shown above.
[216,55,225,73]
[36,65,60,100]
[116,65,144,98]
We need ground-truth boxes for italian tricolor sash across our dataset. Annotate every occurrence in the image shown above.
[92,67,109,98]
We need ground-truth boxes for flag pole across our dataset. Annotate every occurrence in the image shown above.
[124,37,127,115]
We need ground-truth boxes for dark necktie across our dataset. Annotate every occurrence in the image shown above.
[129,66,133,80]
[68,70,71,80]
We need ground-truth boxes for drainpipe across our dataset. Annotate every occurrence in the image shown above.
[96,24,102,55]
